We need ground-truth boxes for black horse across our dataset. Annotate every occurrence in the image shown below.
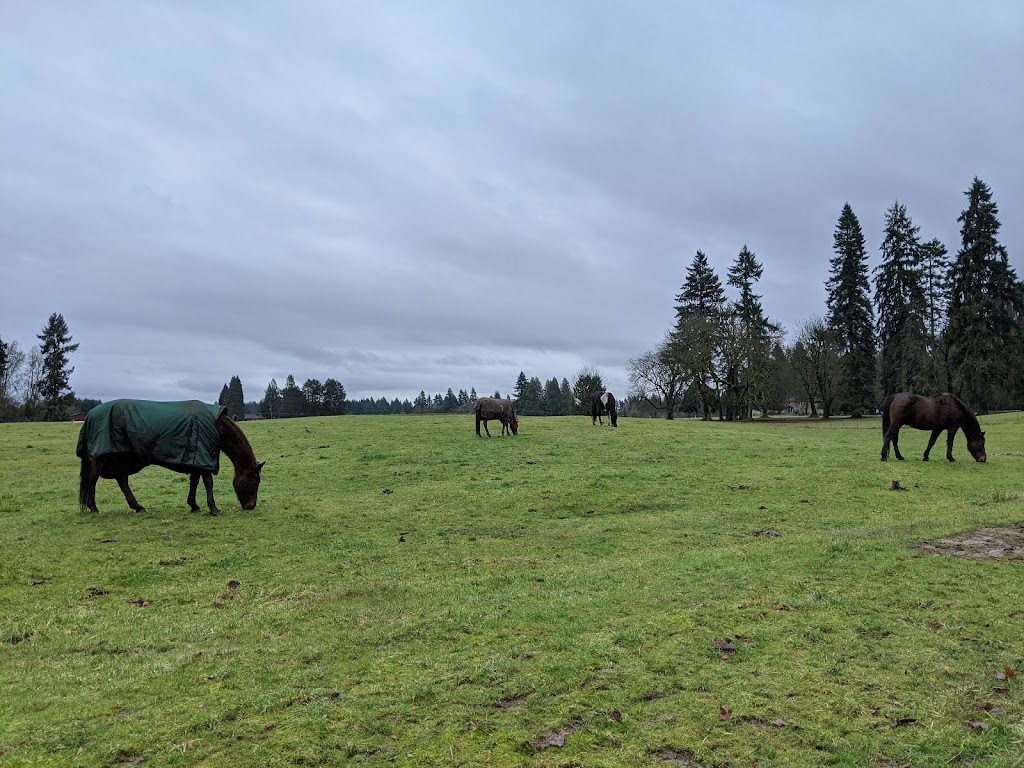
[78,399,265,515]
[591,391,618,427]
[474,397,518,437]
[880,392,986,463]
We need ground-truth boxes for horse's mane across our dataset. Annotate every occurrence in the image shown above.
[947,393,982,433]
[218,413,257,465]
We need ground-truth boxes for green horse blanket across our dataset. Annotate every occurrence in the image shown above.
[76,399,227,473]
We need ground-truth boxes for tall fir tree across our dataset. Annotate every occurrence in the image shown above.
[874,201,928,396]
[945,178,1024,410]
[825,204,877,415]
[280,375,305,417]
[571,366,604,415]
[36,312,80,421]
[227,376,245,419]
[723,245,780,419]
[670,250,725,419]
[918,238,950,392]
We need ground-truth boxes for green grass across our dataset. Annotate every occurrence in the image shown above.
[2,413,1023,767]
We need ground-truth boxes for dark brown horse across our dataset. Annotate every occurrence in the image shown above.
[78,399,264,515]
[880,392,986,463]
[474,397,518,437]
[591,391,618,427]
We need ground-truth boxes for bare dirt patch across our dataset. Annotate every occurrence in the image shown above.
[916,523,1024,561]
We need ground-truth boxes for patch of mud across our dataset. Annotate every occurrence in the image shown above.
[916,524,1024,561]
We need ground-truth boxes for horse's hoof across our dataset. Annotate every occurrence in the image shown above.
[209,508,221,516]
[189,506,201,513]
[135,507,147,514]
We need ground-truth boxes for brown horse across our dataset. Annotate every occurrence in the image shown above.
[78,399,265,515]
[880,392,986,463]
[474,397,518,437]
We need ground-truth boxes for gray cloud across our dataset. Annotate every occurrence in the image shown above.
[2,1,1021,403]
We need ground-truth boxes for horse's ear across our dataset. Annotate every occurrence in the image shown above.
[257,461,266,470]
[981,431,986,437]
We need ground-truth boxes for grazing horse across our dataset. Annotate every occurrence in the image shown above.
[591,391,618,427]
[78,399,265,515]
[880,392,986,463]
[474,397,518,437]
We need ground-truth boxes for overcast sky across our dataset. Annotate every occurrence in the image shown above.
[2,2,1022,404]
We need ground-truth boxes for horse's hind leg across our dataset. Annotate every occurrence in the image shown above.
[84,460,102,513]
[200,471,221,516]
[886,427,904,460]
[187,472,203,512]
[923,429,942,461]
[115,474,147,513]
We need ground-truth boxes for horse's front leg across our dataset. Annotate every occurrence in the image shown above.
[201,471,221,515]
[945,427,958,462]
[187,472,203,512]
[922,429,942,461]
[483,419,492,438]
[115,474,147,513]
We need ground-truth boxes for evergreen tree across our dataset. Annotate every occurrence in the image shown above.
[572,366,605,414]
[543,377,562,415]
[280,375,305,418]
[260,379,282,419]
[218,384,230,407]
[919,238,950,392]
[469,387,478,401]
[36,312,79,421]
[323,378,347,415]
[945,178,1024,410]
[443,388,459,412]
[670,250,725,419]
[826,204,877,414]
[227,376,245,419]
[512,372,529,409]
[413,390,429,411]
[723,245,781,419]
[457,388,469,407]
[302,379,325,416]
[559,379,573,415]
[874,201,928,396]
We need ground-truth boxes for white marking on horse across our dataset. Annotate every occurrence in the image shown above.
[600,392,610,407]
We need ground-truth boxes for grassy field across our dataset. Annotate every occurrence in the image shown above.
[2,412,1023,767]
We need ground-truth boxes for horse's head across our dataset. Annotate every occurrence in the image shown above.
[509,416,519,435]
[968,432,987,463]
[233,460,265,509]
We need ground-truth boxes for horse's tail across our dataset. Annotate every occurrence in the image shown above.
[881,394,895,435]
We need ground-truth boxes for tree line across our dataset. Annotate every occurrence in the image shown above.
[628,177,1023,418]
[245,367,608,418]
[6,179,1019,423]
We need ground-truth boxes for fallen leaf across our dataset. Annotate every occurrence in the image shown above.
[889,718,916,728]
[983,703,1005,716]
[718,706,732,721]
[966,720,989,730]
[995,666,1017,680]
[771,718,788,727]
[128,599,150,607]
